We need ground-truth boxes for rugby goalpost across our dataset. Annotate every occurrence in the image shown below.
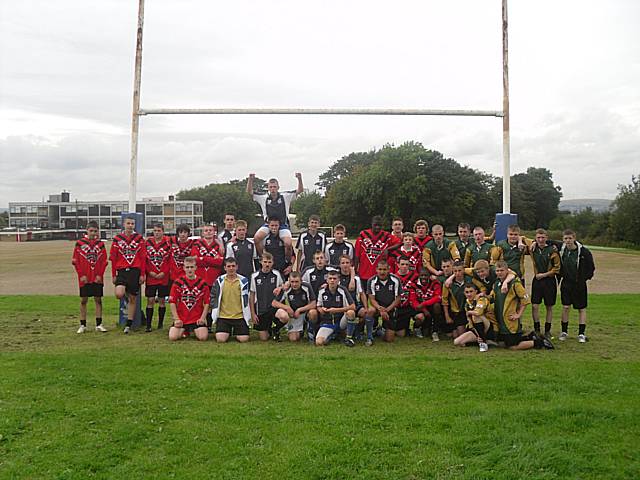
[127,0,513,218]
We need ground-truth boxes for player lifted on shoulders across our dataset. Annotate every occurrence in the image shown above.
[72,221,108,333]
[247,173,304,258]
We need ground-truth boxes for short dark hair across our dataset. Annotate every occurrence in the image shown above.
[372,215,383,225]
[124,214,136,222]
[508,224,520,233]
[458,223,471,231]
[392,217,403,223]
[326,270,339,278]
[309,214,320,223]
[398,256,410,263]
[223,257,237,266]
[153,223,164,230]
[563,229,576,237]
[464,283,479,291]
[176,224,191,234]
[87,221,99,229]
[224,212,235,219]
[267,216,280,224]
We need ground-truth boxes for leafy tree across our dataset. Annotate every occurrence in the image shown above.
[0,211,8,228]
[610,174,640,245]
[316,150,377,191]
[290,191,324,228]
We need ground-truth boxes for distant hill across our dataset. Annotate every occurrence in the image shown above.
[559,199,613,213]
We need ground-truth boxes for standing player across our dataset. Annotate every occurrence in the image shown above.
[191,223,225,331]
[272,271,317,342]
[355,215,393,284]
[559,230,595,343]
[422,225,461,277]
[72,221,108,333]
[225,220,258,279]
[413,219,432,252]
[315,271,355,346]
[491,224,528,280]
[455,223,473,267]
[169,224,194,288]
[247,173,304,257]
[324,224,355,268]
[296,214,326,271]
[249,252,285,341]
[409,269,443,341]
[110,215,146,334]
[466,226,495,268]
[301,251,337,297]
[264,217,293,277]
[395,256,424,338]
[366,260,403,344]
[168,257,209,341]
[391,232,422,273]
[144,224,171,332]
[210,257,252,343]
[218,213,236,247]
[441,261,473,339]
[529,229,561,338]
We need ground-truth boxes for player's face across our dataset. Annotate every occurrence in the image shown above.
[536,233,548,247]
[290,276,301,289]
[183,262,197,277]
[464,287,476,300]
[268,221,280,234]
[224,215,235,229]
[334,230,345,242]
[178,230,190,242]
[473,229,485,244]
[398,260,410,274]
[495,266,508,280]
[453,266,464,278]
[376,264,389,279]
[124,219,135,232]
[339,257,351,272]
[153,226,164,239]
[235,225,246,239]
[308,219,320,230]
[260,257,273,271]
[224,262,237,275]
[419,272,430,283]
[327,275,339,288]
[87,227,98,239]
[476,267,489,279]
[268,182,279,196]
[563,234,576,248]
[313,254,326,268]
[458,227,469,240]
[392,220,403,233]
[203,226,215,240]
[416,225,427,237]
[442,263,453,276]
[507,230,520,245]
[371,221,382,233]
[402,236,414,248]
[432,229,444,243]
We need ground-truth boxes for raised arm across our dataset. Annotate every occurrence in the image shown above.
[295,172,304,195]
[246,173,255,195]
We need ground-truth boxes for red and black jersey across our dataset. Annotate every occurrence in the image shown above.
[396,270,419,307]
[414,235,433,251]
[169,275,210,325]
[145,236,171,286]
[190,238,224,286]
[391,245,422,274]
[72,237,107,287]
[355,229,392,281]
[109,232,146,277]
[169,237,194,281]
[409,278,442,310]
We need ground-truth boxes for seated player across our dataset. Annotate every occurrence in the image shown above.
[296,214,326,271]
[409,270,443,341]
[491,224,528,281]
[491,260,553,350]
[272,271,317,342]
[366,260,403,344]
[453,283,497,352]
[247,173,303,257]
[72,220,108,333]
[168,257,209,341]
[423,224,461,277]
[225,220,258,279]
[395,256,424,338]
[210,257,252,343]
[218,212,236,247]
[144,223,171,332]
[465,226,495,268]
[110,214,146,334]
[413,219,432,251]
[442,261,473,339]
[558,229,595,343]
[324,224,355,268]
[337,255,369,347]
[315,271,355,346]
[355,215,394,284]
[528,228,561,338]
[264,216,293,277]
[249,252,285,341]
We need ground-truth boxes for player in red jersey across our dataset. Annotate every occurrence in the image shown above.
[391,232,422,274]
[413,219,432,251]
[110,214,147,334]
[72,221,108,333]
[144,223,171,332]
[170,224,194,284]
[394,256,424,338]
[191,223,224,331]
[409,269,443,341]
[355,215,393,283]
[168,257,210,341]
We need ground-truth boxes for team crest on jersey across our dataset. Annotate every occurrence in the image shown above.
[180,284,203,311]
[304,239,309,245]
[256,278,263,285]
[289,294,295,301]
[233,245,239,251]
[78,243,102,269]
[322,295,329,301]
[329,249,335,255]
[374,284,380,291]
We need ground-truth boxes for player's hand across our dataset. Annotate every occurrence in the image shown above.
[350,266,355,276]
[286,307,295,317]
[249,173,255,179]
[283,266,292,275]
[445,316,453,325]
[444,278,453,288]
[112,277,117,285]
[501,283,509,294]
[378,306,387,313]
[95,275,102,284]
[295,172,302,179]
[273,286,283,296]
[157,272,165,279]
[293,308,302,318]
[148,272,157,279]
[196,319,206,326]
[381,311,390,321]
[535,273,544,280]
[174,320,183,328]
[508,313,520,321]
[252,314,259,326]
[80,275,88,283]
[139,276,145,285]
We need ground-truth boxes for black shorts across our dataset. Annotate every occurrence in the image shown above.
[79,283,104,298]
[216,318,250,336]
[561,280,588,310]
[115,268,141,296]
[255,309,277,331]
[379,310,399,331]
[468,323,496,341]
[180,322,208,334]
[145,284,170,299]
[394,306,417,332]
[451,310,467,328]
[531,277,557,306]
[497,332,524,347]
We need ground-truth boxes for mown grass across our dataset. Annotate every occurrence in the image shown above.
[0,295,639,479]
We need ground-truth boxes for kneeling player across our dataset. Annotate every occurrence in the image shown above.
[395,256,423,338]
[315,271,355,346]
[337,255,368,346]
[366,260,403,344]
[168,257,209,341]
[442,261,473,339]
[272,271,317,342]
[453,283,496,352]
[409,270,443,341]
[210,258,252,343]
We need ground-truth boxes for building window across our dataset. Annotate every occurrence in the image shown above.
[194,203,203,214]
[88,204,99,216]
[100,205,111,216]
[146,204,163,216]
[176,203,193,214]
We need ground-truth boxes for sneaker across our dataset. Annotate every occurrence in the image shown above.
[344,337,355,347]
[76,325,87,334]
[365,339,373,347]
[559,332,568,341]
[414,328,424,339]
[544,332,554,341]
[271,331,281,342]
[432,332,440,342]
[578,334,588,343]
[123,326,130,334]
[478,342,489,353]
[542,337,555,349]
[95,324,108,333]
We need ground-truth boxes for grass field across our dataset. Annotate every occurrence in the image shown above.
[1,294,639,479]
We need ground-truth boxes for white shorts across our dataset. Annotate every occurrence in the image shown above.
[256,225,292,240]
[286,312,305,333]
[316,315,348,341]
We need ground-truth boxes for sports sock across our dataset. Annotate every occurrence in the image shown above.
[578,324,586,335]
[158,307,166,328]
[96,317,102,326]
[365,317,375,340]
[346,320,358,338]
[126,319,133,327]
[272,319,285,333]
[533,321,541,333]
[561,321,569,333]
[146,308,154,328]
[206,312,213,329]
[80,320,87,327]
[544,322,552,334]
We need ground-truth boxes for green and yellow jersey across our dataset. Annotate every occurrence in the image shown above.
[530,243,561,277]
[423,238,461,271]
[464,296,498,331]
[466,241,495,268]
[491,239,529,278]
[455,239,473,267]
[491,277,530,334]
[442,274,473,313]
[560,247,579,280]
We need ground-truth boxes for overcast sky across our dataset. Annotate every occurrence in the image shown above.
[1,0,639,207]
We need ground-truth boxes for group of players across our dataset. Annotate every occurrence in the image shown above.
[72,173,595,352]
